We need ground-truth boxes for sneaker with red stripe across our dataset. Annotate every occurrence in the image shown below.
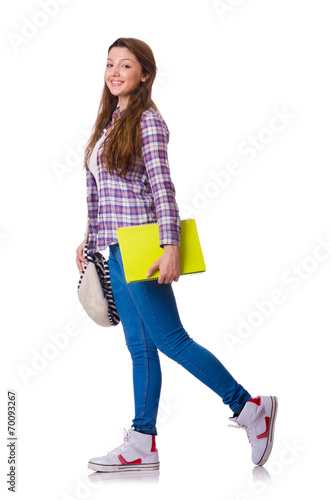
[229,396,278,466]
[88,427,159,472]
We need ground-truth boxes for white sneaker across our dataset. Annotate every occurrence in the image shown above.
[88,428,160,472]
[229,396,278,466]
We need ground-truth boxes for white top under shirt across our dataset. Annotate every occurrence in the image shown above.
[87,129,109,258]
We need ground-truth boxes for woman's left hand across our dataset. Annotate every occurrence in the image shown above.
[146,244,181,284]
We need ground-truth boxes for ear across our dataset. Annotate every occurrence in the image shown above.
[141,74,149,82]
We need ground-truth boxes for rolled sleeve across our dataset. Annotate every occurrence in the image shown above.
[140,111,181,247]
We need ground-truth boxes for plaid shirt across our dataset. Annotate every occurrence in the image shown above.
[85,105,181,254]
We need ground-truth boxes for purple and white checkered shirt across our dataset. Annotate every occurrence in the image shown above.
[85,105,181,254]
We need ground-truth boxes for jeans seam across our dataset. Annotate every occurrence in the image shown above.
[138,314,149,428]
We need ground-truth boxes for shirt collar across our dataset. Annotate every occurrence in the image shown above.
[101,103,125,136]
[112,102,125,120]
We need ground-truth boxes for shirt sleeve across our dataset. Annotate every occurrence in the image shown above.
[85,166,99,253]
[140,111,181,247]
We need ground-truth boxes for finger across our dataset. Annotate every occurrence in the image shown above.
[77,251,88,264]
[78,262,87,273]
[76,255,88,272]
[147,265,158,277]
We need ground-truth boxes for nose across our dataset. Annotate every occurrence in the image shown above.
[111,64,120,77]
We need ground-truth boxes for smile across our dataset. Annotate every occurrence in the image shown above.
[111,80,124,86]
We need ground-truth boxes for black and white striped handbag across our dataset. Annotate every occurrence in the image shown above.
[77,223,120,327]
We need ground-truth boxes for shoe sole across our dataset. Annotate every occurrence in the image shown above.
[88,461,160,472]
[256,395,278,466]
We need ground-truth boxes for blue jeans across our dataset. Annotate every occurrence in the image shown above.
[108,243,251,435]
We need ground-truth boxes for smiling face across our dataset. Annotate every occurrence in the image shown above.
[105,46,147,111]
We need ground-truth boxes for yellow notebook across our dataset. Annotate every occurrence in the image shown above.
[117,219,206,283]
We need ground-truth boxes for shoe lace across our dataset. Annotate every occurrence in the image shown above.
[107,427,131,456]
[121,427,130,441]
[228,423,258,447]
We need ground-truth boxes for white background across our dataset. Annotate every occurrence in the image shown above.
[1,0,330,499]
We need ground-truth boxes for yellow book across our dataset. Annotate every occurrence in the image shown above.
[117,219,206,283]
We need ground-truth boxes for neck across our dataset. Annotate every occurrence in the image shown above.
[118,97,128,112]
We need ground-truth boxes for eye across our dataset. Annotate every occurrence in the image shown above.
[106,63,113,68]
[122,64,130,68]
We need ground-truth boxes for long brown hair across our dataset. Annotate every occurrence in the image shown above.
[84,37,158,177]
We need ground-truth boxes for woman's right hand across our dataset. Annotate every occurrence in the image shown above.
[76,240,89,273]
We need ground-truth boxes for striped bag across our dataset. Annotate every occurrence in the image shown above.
[77,229,120,327]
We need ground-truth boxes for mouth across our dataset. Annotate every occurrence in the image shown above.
[110,80,124,87]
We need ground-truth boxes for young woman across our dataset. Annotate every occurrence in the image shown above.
[75,37,278,473]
